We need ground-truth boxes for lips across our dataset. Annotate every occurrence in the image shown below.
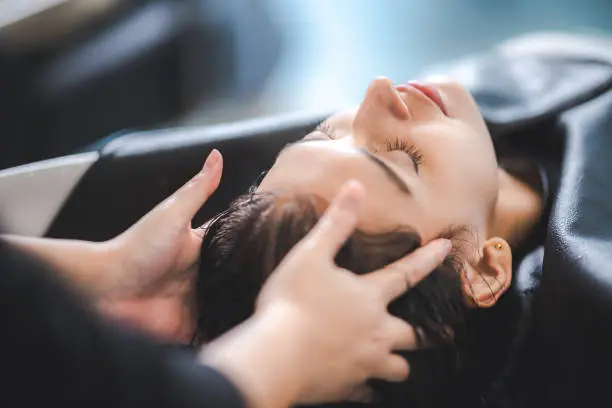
[397,81,448,115]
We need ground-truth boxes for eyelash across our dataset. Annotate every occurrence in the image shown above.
[315,122,338,139]
[315,123,424,172]
[383,137,424,173]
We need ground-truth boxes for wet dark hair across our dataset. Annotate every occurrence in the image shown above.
[193,192,469,346]
[193,191,491,407]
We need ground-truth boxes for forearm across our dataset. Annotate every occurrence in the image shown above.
[0,235,119,297]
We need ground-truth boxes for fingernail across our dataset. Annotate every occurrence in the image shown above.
[441,239,453,253]
[203,149,220,172]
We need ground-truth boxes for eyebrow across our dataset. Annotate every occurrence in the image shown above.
[357,148,412,195]
[283,139,412,195]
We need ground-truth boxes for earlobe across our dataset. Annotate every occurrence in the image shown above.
[461,238,512,308]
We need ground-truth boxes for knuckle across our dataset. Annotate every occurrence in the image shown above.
[389,271,406,289]
[387,267,412,289]
[188,172,204,185]
[387,263,412,277]
[402,264,423,286]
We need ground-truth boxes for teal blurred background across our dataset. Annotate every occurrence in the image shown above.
[2,0,612,168]
[182,0,612,125]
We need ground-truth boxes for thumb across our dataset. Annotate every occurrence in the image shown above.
[300,180,365,259]
[165,149,223,219]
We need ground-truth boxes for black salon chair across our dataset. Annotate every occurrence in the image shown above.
[50,112,326,241]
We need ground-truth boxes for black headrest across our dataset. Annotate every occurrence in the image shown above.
[46,112,327,241]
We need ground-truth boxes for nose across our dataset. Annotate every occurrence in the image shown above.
[353,77,408,144]
[358,77,409,121]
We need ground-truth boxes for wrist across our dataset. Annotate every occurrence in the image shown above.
[90,239,135,297]
[201,304,311,408]
[87,239,125,296]
[1,235,121,297]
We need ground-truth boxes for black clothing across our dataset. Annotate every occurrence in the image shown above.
[0,240,245,408]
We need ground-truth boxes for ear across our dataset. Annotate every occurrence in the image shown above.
[461,238,512,308]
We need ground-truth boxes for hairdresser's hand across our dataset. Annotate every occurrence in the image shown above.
[97,150,223,341]
[257,181,452,403]
[202,181,452,408]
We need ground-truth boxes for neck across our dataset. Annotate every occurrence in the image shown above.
[489,168,543,247]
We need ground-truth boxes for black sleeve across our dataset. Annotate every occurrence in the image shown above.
[0,241,245,408]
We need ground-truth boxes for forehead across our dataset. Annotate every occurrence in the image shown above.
[257,139,434,237]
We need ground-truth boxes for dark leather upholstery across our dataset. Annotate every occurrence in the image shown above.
[527,87,612,407]
[440,33,612,407]
[46,32,612,407]
[47,113,326,241]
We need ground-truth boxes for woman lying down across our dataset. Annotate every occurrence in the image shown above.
[193,77,559,408]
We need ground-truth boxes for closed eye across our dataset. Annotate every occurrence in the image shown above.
[382,137,424,174]
[315,123,424,174]
[314,122,338,139]
[282,121,413,195]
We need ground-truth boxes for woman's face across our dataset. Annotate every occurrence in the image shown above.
[258,77,500,245]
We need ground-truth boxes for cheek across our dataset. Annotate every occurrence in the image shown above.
[435,150,498,200]
[433,121,498,184]
[422,137,498,222]
[432,80,487,130]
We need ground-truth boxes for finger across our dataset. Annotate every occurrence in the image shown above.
[373,354,410,382]
[366,238,452,301]
[170,149,223,218]
[345,385,376,404]
[300,180,365,258]
[386,317,419,351]
[192,219,213,239]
